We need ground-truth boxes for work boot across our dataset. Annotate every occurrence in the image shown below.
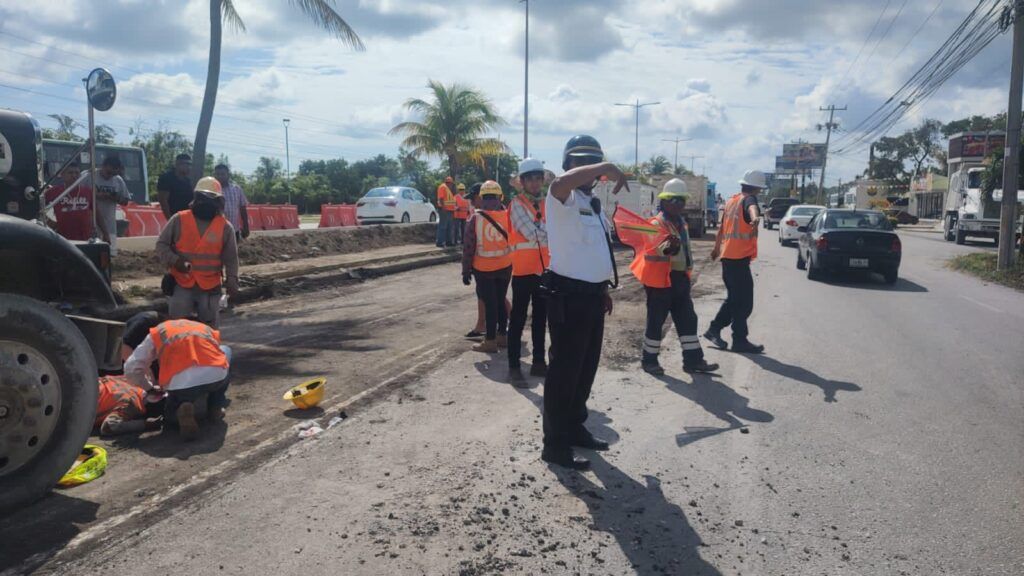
[732,339,765,354]
[508,365,528,387]
[208,406,227,423]
[541,446,591,470]
[641,351,664,376]
[473,339,499,353]
[529,360,548,378]
[703,327,728,350]
[684,359,720,374]
[176,402,200,442]
[571,428,610,451]
[496,333,508,348]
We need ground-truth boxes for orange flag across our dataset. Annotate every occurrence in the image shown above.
[613,206,667,254]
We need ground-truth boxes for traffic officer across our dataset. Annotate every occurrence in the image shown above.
[507,158,549,385]
[436,176,457,247]
[453,183,469,244]
[704,170,767,354]
[632,179,719,376]
[462,180,513,353]
[542,135,628,470]
[156,176,240,327]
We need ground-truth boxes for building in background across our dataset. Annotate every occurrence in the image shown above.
[910,172,948,219]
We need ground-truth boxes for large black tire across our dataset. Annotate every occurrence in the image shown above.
[955,228,966,245]
[806,255,821,280]
[796,249,807,270]
[944,217,955,242]
[883,268,899,285]
[401,212,411,224]
[0,294,97,512]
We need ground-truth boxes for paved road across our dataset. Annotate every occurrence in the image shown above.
[12,229,1024,575]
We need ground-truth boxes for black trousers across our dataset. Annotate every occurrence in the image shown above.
[543,288,605,448]
[507,274,547,368]
[474,271,511,340]
[644,271,705,366]
[710,258,754,340]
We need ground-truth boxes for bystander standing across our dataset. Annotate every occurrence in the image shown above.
[214,163,250,240]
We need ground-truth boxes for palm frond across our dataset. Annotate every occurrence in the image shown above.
[221,0,247,32]
[289,0,365,51]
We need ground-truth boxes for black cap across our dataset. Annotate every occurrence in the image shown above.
[175,153,192,162]
[562,135,604,170]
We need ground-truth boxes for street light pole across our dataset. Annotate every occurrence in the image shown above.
[662,137,692,173]
[615,99,660,173]
[282,118,291,205]
[520,0,529,158]
[998,0,1024,270]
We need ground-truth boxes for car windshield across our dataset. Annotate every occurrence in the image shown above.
[823,212,892,230]
[365,188,398,198]
[792,207,822,216]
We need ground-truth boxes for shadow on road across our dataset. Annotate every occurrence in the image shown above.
[0,492,100,573]
[820,273,928,293]
[656,373,774,447]
[747,355,862,403]
[123,420,228,461]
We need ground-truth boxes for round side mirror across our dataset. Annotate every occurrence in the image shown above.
[86,68,116,111]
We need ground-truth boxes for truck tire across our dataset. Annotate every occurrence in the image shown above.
[955,228,966,245]
[0,294,98,512]
[691,220,704,239]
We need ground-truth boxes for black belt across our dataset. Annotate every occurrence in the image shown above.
[546,271,608,295]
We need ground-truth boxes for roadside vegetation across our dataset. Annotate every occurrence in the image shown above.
[949,252,1024,291]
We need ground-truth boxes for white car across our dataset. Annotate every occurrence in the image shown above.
[778,204,824,245]
[356,186,437,225]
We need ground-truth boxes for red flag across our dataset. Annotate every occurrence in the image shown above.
[613,206,667,254]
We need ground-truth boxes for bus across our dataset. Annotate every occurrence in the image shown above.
[42,139,149,203]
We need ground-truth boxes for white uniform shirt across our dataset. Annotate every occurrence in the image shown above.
[545,188,613,284]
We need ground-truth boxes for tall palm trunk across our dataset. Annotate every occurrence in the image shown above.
[192,0,223,183]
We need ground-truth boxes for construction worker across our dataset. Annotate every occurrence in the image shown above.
[704,170,766,354]
[507,158,549,385]
[633,179,719,376]
[123,318,232,441]
[436,176,457,247]
[93,375,165,436]
[453,182,470,244]
[157,176,240,327]
[462,180,512,353]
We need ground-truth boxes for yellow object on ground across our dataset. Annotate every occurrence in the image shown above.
[284,377,326,410]
[58,445,107,487]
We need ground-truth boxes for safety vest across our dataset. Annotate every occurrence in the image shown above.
[473,209,512,272]
[454,194,471,220]
[170,210,227,290]
[719,194,758,260]
[94,375,145,429]
[149,319,229,388]
[509,195,549,277]
[437,184,457,211]
[629,215,689,288]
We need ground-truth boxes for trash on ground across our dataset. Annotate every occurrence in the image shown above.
[298,425,324,439]
[326,416,345,429]
[58,445,108,487]
[284,377,327,410]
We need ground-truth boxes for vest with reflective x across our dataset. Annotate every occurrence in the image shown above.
[149,319,228,388]
[629,215,690,288]
[94,375,145,429]
[473,209,512,272]
[509,195,549,277]
[170,210,227,290]
[719,194,758,260]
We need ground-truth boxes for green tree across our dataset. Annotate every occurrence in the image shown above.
[872,119,943,186]
[191,0,364,183]
[941,113,1008,138]
[254,156,283,197]
[389,80,507,178]
[129,123,195,199]
[94,125,117,144]
[45,114,83,141]
[647,154,671,175]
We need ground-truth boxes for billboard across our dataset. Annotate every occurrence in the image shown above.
[947,131,1005,163]
[775,142,827,174]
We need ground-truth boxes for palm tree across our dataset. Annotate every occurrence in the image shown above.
[389,80,507,178]
[47,114,83,141]
[648,154,671,176]
[192,0,364,183]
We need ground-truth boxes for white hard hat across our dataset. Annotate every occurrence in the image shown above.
[518,157,545,177]
[739,170,768,189]
[661,178,687,197]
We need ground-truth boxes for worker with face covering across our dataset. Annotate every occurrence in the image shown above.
[156,176,240,327]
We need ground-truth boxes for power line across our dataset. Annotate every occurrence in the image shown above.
[837,0,893,90]
[860,0,910,73]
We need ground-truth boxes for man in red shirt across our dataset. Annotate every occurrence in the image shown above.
[45,162,94,241]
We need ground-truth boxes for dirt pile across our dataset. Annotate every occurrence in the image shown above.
[114,224,436,279]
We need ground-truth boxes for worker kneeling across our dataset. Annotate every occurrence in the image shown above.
[631,179,718,376]
[124,318,232,441]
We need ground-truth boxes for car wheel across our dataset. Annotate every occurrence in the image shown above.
[883,269,898,285]
[428,212,437,223]
[401,213,410,224]
[944,217,955,241]
[0,294,98,512]
[796,249,806,270]
[806,255,820,280]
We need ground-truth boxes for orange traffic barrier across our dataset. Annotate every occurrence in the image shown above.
[123,202,168,237]
[318,204,359,228]
[247,205,264,231]
[280,205,300,229]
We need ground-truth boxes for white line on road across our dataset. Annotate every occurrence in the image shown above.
[959,294,1001,313]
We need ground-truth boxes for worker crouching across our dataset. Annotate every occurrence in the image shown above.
[462,180,513,353]
[632,179,718,376]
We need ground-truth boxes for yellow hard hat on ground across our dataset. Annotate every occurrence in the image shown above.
[194,176,223,196]
[480,180,503,197]
[284,377,326,410]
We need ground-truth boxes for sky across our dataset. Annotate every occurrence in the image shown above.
[0,0,1014,192]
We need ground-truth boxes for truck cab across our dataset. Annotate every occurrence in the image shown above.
[944,166,1000,244]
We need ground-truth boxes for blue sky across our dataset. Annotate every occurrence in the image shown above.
[0,0,1013,191]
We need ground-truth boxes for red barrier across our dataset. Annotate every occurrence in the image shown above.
[247,205,264,231]
[318,204,359,228]
[280,205,300,229]
[338,205,358,226]
[123,202,168,237]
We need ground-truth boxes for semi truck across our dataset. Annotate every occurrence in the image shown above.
[942,166,1023,245]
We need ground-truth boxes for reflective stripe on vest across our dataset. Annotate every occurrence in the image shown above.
[95,375,145,429]
[509,195,548,277]
[473,209,512,272]
[149,319,228,388]
[719,195,758,260]
[170,211,226,290]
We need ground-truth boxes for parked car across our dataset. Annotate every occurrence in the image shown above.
[796,209,902,284]
[764,197,801,230]
[883,209,919,225]
[356,187,437,225]
[777,204,824,246]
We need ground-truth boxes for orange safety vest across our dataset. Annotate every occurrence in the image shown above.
[170,210,227,290]
[509,195,549,277]
[149,319,228,388]
[472,209,512,272]
[94,375,145,429]
[719,194,758,260]
[630,215,689,288]
[437,184,457,211]
[454,194,471,220]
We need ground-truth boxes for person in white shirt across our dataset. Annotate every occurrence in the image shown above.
[541,135,629,470]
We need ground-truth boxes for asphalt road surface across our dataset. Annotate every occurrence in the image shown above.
[7,228,1023,575]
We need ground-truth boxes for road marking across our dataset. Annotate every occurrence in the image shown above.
[959,294,1000,313]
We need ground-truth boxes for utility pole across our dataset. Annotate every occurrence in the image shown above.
[283,118,291,205]
[818,104,846,195]
[998,0,1024,270]
[615,99,660,173]
[662,137,692,173]
[520,0,529,157]
[683,154,705,174]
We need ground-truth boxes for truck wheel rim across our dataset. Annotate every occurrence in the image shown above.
[0,340,62,477]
